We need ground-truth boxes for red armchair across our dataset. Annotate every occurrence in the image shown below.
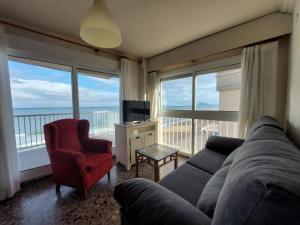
[44,119,112,198]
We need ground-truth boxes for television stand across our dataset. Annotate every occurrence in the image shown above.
[115,121,158,170]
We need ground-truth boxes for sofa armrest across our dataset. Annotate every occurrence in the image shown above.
[205,136,244,155]
[114,178,211,225]
[83,139,112,154]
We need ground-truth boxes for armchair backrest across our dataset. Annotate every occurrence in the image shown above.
[44,119,90,153]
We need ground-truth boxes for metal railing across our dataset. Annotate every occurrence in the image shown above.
[14,111,119,150]
[159,117,239,155]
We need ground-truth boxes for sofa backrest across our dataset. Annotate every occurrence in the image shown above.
[245,116,283,139]
[212,117,300,225]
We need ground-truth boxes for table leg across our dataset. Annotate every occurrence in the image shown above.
[135,152,139,177]
[174,152,178,169]
[154,161,159,182]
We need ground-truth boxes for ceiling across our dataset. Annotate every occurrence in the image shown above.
[0,0,291,58]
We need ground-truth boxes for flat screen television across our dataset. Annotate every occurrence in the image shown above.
[122,100,150,123]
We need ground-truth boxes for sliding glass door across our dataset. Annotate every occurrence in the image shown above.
[159,67,241,156]
[77,71,120,148]
[8,57,121,174]
[8,58,73,171]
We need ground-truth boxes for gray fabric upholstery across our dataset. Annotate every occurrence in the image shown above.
[212,129,300,225]
[197,166,230,218]
[114,178,212,225]
[114,116,300,225]
[245,115,283,138]
[205,136,244,156]
[187,149,226,174]
[159,163,212,205]
[221,148,240,167]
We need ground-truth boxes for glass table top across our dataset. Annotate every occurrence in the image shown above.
[137,144,179,161]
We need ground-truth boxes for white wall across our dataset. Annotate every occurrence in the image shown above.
[286,0,300,147]
[148,12,292,72]
[4,26,120,75]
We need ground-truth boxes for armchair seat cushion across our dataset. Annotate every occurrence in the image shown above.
[85,152,112,173]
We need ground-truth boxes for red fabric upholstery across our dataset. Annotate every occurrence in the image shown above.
[44,119,113,191]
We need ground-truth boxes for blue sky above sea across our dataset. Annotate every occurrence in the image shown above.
[8,60,219,113]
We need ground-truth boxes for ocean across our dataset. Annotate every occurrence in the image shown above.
[13,107,120,116]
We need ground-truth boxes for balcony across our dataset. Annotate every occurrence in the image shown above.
[159,117,239,155]
[14,111,119,171]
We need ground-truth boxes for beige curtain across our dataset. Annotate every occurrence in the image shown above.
[120,58,140,122]
[120,58,140,101]
[147,71,159,121]
[0,25,20,200]
[239,41,286,137]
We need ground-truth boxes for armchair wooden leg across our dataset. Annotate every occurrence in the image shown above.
[83,189,88,200]
[107,171,111,180]
[56,184,61,192]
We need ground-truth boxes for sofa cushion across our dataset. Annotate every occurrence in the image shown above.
[246,125,292,144]
[159,163,212,206]
[205,136,244,156]
[245,116,283,139]
[197,165,230,218]
[221,147,240,167]
[212,136,300,225]
[114,178,212,225]
[187,148,227,174]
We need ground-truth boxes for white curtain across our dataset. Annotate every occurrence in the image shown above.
[120,58,140,122]
[0,25,20,200]
[120,58,140,101]
[147,71,159,121]
[239,41,282,137]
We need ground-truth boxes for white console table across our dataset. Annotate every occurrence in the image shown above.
[115,121,158,170]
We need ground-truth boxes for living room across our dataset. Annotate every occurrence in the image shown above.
[0,0,300,224]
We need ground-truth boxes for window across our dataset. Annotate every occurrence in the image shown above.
[161,75,193,110]
[159,65,241,156]
[196,69,241,111]
[8,59,73,171]
[78,72,120,146]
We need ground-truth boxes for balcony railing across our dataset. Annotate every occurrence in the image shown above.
[159,117,239,155]
[14,111,119,150]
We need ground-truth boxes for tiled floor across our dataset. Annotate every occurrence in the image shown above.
[0,158,185,225]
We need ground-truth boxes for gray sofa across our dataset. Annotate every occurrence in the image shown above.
[113,116,300,225]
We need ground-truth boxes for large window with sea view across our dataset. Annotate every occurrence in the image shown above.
[158,65,241,156]
[78,71,120,147]
[8,58,73,171]
[8,58,120,172]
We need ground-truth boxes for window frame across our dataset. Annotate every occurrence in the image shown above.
[158,56,241,155]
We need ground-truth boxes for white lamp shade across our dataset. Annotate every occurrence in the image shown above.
[80,0,121,48]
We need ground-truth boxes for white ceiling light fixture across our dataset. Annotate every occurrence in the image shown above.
[80,0,121,49]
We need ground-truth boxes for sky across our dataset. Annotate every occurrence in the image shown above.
[8,61,120,108]
[162,73,219,110]
[8,60,218,110]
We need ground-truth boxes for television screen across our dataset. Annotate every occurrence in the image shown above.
[122,100,150,123]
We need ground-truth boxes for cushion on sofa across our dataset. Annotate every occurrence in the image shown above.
[221,147,240,167]
[187,148,226,174]
[205,136,244,156]
[197,165,230,218]
[212,136,300,225]
[159,163,212,206]
[245,116,283,139]
[246,125,292,144]
[114,178,212,225]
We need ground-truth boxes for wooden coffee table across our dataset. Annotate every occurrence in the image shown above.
[135,144,179,182]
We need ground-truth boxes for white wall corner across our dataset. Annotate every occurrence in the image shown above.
[278,0,295,13]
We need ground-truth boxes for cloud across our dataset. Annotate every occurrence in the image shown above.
[10,78,119,108]
[161,74,219,108]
